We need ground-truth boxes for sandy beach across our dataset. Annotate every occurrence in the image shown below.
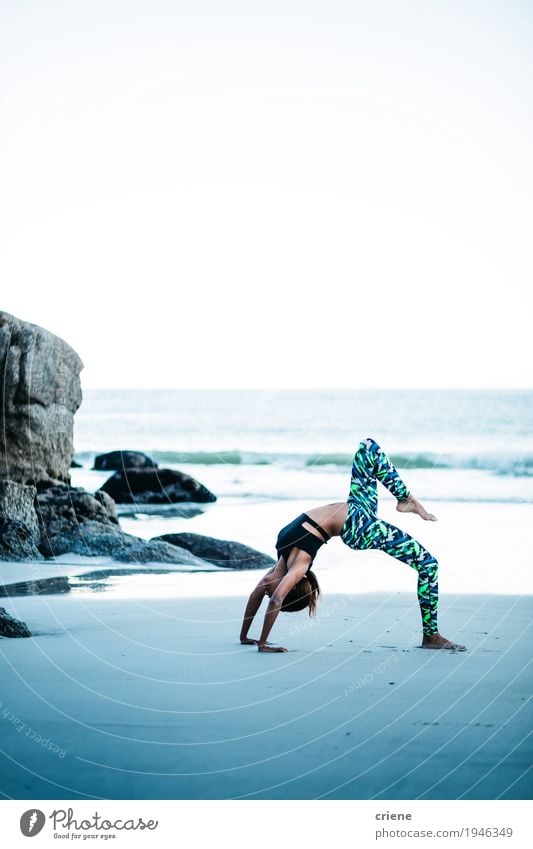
[1,502,531,800]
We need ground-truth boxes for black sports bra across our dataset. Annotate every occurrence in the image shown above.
[302,514,330,543]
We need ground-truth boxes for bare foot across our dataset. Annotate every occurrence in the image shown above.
[397,495,437,521]
[421,633,466,651]
[258,644,288,653]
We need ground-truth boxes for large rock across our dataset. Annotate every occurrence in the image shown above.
[0,607,31,638]
[40,520,209,567]
[154,532,275,569]
[0,480,40,541]
[113,539,210,566]
[0,518,44,561]
[39,520,134,558]
[0,479,43,561]
[35,485,118,552]
[93,450,157,471]
[0,311,83,486]
[98,468,216,505]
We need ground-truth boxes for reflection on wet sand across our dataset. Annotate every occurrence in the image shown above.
[0,576,72,597]
[0,566,219,598]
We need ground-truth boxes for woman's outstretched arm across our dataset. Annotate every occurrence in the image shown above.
[239,582,267,644]
[257,560,309,652]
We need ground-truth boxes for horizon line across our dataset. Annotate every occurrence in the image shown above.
[79,386,533,392]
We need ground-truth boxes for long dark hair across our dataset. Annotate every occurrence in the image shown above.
[281,570,321,617]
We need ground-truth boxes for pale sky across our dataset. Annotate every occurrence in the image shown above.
[1,0,531,389]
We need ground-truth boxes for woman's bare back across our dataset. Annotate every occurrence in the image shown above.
[303,502,348,540]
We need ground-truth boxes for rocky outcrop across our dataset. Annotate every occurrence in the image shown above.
[39,520,131,558]
[0,314,233,569]
[32,480,216,565]
[154,532,274,569]
[35,486,122,557]
[0,518,44,561]
[0,606,31,638]
[35,484,118,555]
[98,468,216,505]
[93,450,157,471]
[40,520,209,566]
[113,539,210,565]
[0,311,83,487]
[0,480,40,540]
[0,481,43,561]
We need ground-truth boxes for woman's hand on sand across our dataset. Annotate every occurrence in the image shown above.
[258,644,288,653]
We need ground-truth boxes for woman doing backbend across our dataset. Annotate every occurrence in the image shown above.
[239,437,466,653]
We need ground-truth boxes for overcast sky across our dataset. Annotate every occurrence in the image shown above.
[1,0,531,389]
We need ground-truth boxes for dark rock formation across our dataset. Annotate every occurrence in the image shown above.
[0,606,32,637]
[40,520,209,566]
[93,450,157,471]
[0,480,40,541]
[0,314,227,568]
[0,311,83,486]
[154,532,274,569]
[98,468,216,505]
[35,484,119,554]
[0,518,44,561]
[113,539,209,565]
[70,459,82,468]
[0,480,42,562]
[39,520,134,558]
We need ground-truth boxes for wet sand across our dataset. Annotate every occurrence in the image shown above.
[0,579,530,800]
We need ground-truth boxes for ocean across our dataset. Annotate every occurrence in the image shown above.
[72,388,533,506]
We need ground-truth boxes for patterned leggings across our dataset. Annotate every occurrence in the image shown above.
[341,438,439,636]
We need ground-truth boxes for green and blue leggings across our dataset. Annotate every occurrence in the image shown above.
[341,438,439,636]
